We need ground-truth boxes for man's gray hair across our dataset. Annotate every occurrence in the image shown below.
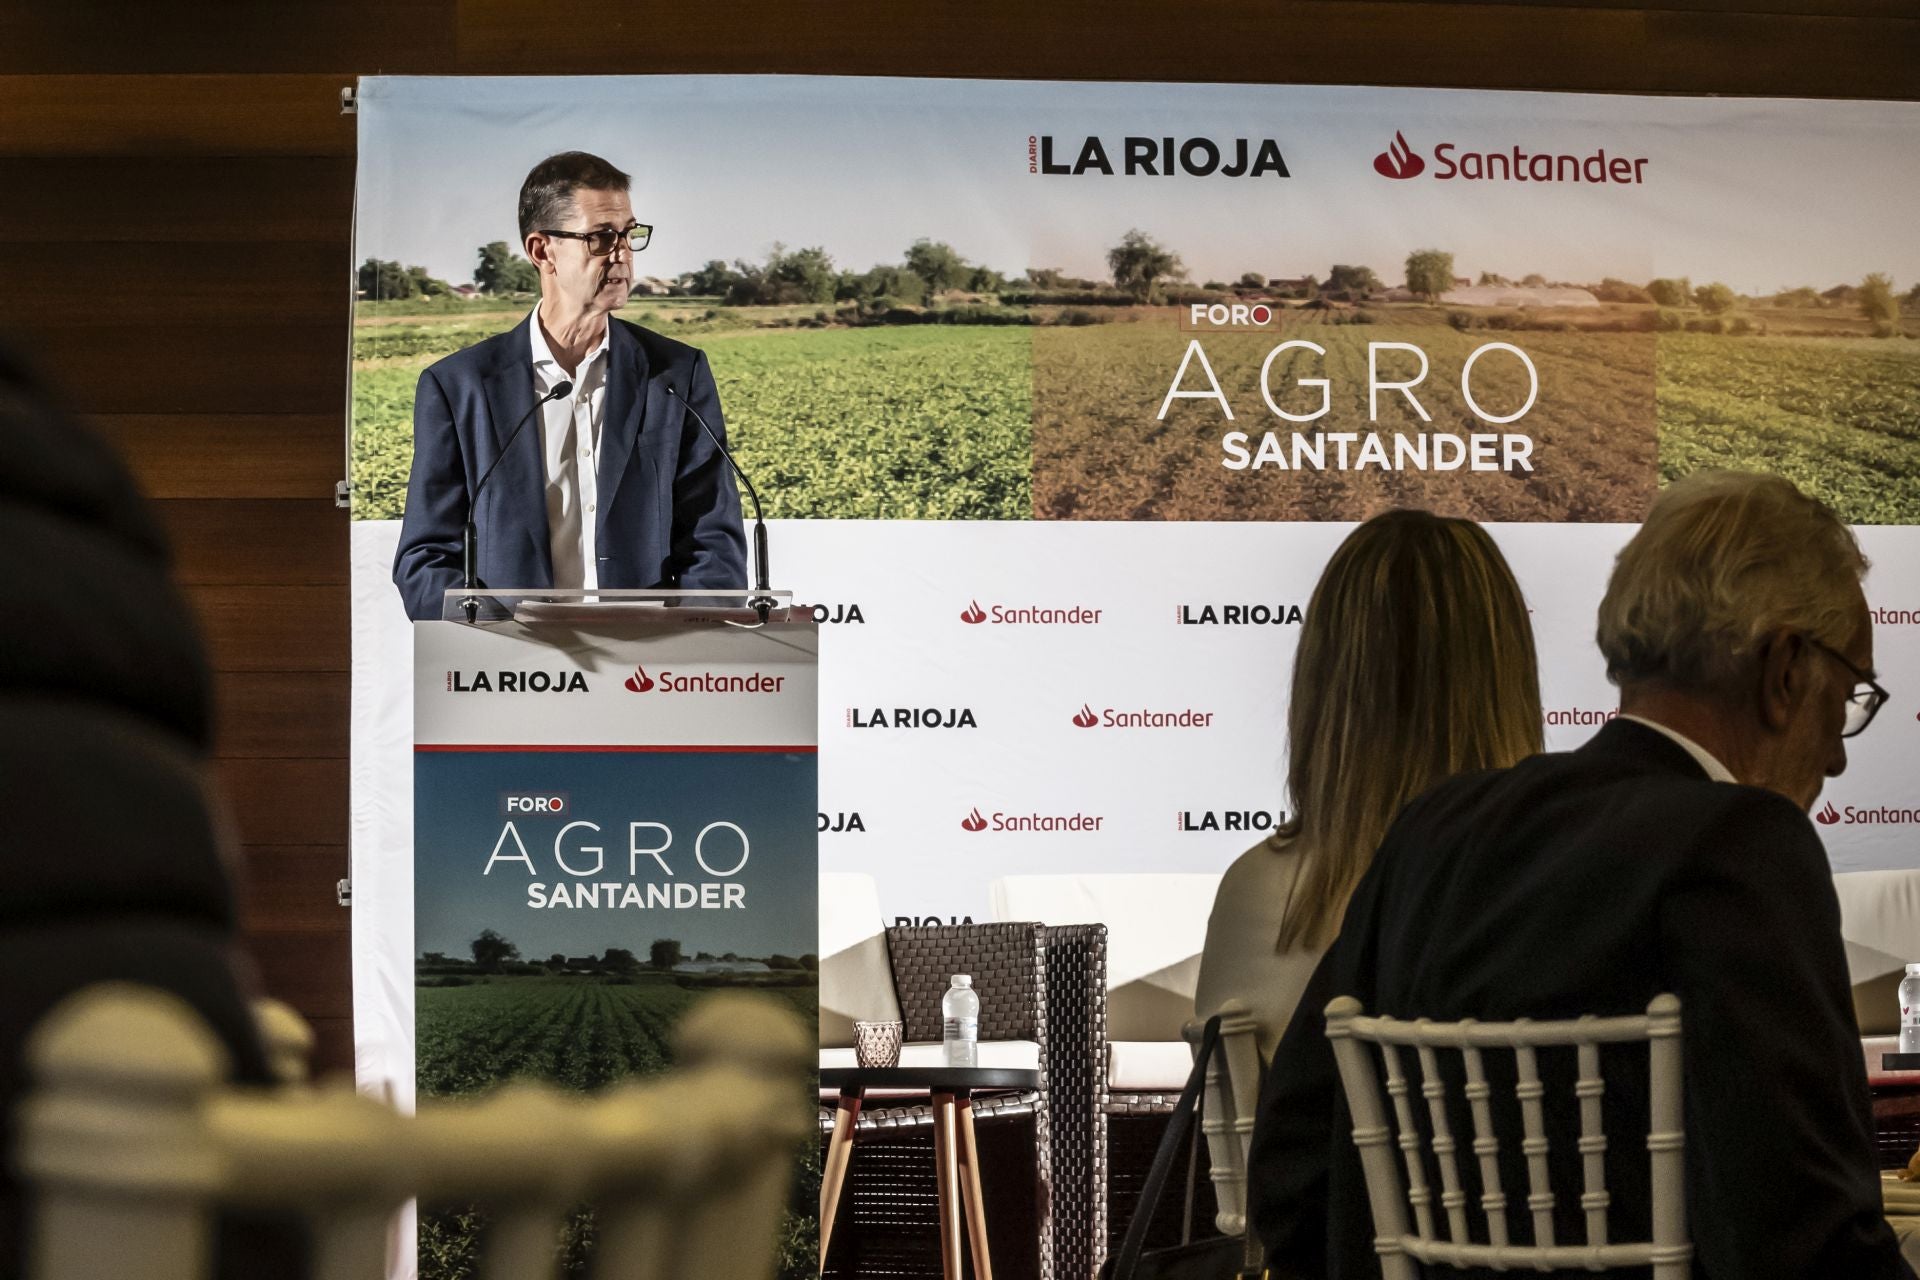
[1597,470,1867,692]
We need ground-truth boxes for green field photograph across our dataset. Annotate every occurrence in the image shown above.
[413,955,820,1279]
[350,281,1035,525]
[416,966,818,1099]
[409,745,820,1280]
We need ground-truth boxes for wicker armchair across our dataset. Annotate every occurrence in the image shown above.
[820,922,1108,1280]
[988,874,1223,1268]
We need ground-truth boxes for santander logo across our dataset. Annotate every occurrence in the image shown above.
[1072,704,1099,728]
[961,807,989,832]
[1816,802,1842,826]
[961,600,988,625]
[624,665,655,693]
[1373,131,1425,180]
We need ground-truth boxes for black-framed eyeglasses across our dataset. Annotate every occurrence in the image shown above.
[1809,638,1889,738]
[540,224,652,255]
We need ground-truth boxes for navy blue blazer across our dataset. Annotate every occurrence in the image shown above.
[392,313,748,620]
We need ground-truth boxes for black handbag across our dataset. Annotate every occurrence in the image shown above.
[1098,1015,1263,1280]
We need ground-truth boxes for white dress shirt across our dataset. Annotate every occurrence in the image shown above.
[528,310,612,590]
[1620,713,1737,783]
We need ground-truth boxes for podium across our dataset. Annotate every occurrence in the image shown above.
[411,589,818,1105]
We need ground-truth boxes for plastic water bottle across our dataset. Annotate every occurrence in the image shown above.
[1902,965,1920,1054]
[942,974,979,1068]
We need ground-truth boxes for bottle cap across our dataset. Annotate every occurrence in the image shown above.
[1908,963,1920,976]
[952,974,972,987]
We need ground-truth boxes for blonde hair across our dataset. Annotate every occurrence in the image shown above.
[1597,471,1867,694]
[1275,511,1543,951]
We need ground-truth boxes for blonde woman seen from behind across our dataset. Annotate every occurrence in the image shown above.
[1194,510,1542,1061]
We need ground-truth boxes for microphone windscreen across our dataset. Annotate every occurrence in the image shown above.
[552,379,574,398]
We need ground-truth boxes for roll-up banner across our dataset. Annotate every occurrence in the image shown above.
[408,615,817,1270]
[349,69,1920,1192]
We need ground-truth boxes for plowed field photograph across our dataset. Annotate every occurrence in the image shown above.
[1033,311,1660,522]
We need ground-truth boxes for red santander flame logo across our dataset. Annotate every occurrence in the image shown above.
[1815,801,1841,826]
[623,665,655,693]
[1373,131,1425,180]
[961,807,988,832]
[960,600,987,624]
[1072,704,1099,728]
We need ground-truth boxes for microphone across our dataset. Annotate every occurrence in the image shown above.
[664,383,774,623]
[461,379,573,622]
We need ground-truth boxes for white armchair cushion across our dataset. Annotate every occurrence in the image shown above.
[1107,1040,1198,1092]
[1835,870,1920,1034]
[990,873,1220,1042]
[819,872,902,1047]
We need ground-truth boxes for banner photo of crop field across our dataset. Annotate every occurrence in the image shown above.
[399,616,819,1280]
[413,747,817,1275]
[350,80,1920,1220]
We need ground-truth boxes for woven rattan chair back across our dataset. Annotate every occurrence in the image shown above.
[1324,994,1688,1279]
[887,922,1043,1042]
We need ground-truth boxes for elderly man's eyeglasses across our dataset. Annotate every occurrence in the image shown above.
[541,224,652,255]
[1809,638,1888,738]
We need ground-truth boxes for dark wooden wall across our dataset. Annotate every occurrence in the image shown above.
[2,1,1914,1076]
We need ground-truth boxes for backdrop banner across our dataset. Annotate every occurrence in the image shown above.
[349,71,1920,1265]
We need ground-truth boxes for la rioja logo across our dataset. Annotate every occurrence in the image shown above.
[624,665,655,693]
[1373,131,1425,180]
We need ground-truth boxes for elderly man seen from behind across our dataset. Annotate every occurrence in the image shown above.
[1250,470,1911,1280]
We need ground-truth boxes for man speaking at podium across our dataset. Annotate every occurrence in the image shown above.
[393,151,747,621]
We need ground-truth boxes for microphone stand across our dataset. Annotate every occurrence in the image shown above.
[666,384,775,624]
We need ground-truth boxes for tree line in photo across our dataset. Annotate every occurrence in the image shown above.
[418,928,818,981]
[356,232,1920,338]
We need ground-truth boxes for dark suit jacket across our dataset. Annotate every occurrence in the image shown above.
[392,313,748,620]
[1251,718,1911,1280]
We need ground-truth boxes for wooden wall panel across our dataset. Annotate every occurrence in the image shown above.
[8,243,345,330]
[160,500,346,586]
[0,75,355,156]
[1392,0,1912,12]
[0,157,355,241]
[1647,11,1920,99]
[251,931,354,1020]
[307,1019,356,1083]
[0,3,453,75]
[187,586,351,670]
[240,846,352,935]
[456,0,1920,98]
[15,324,345,414]
[215,673,349,759]
[95,417,341,501]
[218,759,350,846]
[2,0,1914,1083]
